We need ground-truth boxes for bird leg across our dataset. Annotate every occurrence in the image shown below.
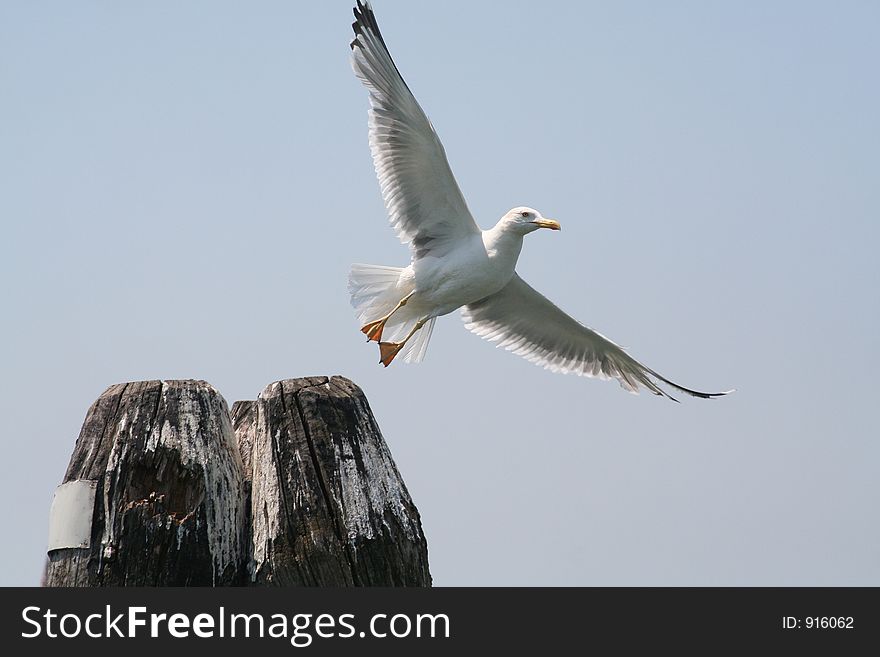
[379,317,427,367]
[361,291,415,343]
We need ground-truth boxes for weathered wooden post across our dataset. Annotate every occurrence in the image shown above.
[44,380,246,586]
[232,376,431,586]
[44,376,431,586]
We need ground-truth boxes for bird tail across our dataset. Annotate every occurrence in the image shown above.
[348,263,406,325]
[348,263,434,364]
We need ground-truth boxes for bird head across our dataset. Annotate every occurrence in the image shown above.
[501,207,561,235]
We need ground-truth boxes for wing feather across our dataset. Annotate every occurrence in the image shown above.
[351,1,480,259]
[462,275,732,402]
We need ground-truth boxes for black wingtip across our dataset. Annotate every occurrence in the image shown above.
[351,1,392,52]
[349,1,412,93]
[646,367,733,401]
[351,4,366,50]
[349,21,359,50]
[666,380,733,400]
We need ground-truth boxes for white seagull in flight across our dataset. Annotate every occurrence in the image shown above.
[348,1,731,401]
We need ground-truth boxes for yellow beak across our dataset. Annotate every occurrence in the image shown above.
[532,218,561,231]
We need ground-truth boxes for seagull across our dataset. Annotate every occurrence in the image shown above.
[348,1,731,401]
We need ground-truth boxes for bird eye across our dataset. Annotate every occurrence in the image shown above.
[522,212,531,218]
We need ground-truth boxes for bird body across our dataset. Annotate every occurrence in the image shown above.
[350,207,554,362]
[412,216,527,316]
[348,1,731,401]
[352,234,511,350]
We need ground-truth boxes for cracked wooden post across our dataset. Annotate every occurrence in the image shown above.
[43,380,246,586]
[231,376,431,586]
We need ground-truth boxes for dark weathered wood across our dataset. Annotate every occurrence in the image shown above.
[230,400,256,482]
[233,376,431,586]
[45,376,430,587]
[44,380,246,586]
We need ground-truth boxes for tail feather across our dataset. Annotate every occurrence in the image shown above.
[348,263,405,325]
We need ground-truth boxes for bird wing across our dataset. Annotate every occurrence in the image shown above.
[462,275,732,401]
[351,1,480,260]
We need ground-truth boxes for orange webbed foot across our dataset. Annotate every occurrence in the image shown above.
[361,319,386,342]
[378,341,403,367]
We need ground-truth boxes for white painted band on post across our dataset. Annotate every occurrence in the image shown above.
[47,479,97,552]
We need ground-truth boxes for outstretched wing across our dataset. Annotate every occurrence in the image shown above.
[462,275,732,401]
[351,1,480,259]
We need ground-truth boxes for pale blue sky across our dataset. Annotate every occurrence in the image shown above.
[2,0,878,585]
